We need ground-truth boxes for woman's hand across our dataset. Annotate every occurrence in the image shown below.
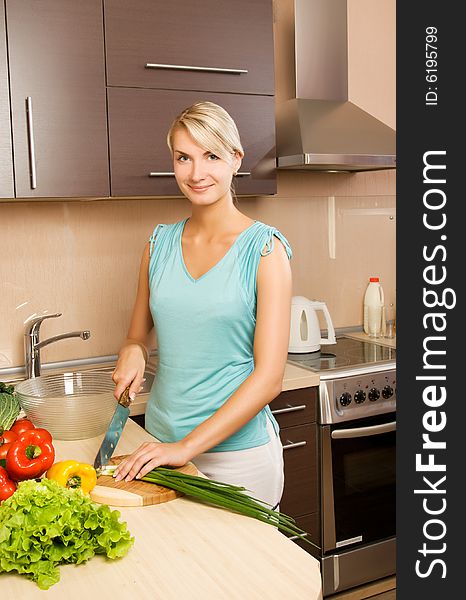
[112,343,147,401]
[113,441,192,482]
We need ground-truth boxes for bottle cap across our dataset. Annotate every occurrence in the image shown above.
[369,277,379,282]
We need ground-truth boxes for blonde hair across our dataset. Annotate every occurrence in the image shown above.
[167,101,244,163]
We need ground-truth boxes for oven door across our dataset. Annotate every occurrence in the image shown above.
[321,413,396,553]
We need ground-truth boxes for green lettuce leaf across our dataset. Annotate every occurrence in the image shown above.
[0,390,20,431]
[0,478,134,589]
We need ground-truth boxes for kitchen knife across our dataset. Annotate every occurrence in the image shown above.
[93,387,132,470]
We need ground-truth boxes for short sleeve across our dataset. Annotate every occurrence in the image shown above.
[260,228,293,259]
[149,224,166,257]
[148,223,168,289]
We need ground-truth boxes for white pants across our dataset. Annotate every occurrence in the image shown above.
[191,418,284,508]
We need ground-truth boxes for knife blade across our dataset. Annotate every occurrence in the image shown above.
[93,387,132,470]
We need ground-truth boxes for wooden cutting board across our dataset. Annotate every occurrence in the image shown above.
[90,455,199,507]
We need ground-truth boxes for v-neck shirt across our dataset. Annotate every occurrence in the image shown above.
[179,218,256,283]
[145,218,292,452]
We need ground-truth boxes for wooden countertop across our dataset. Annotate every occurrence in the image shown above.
[2,420,323,600]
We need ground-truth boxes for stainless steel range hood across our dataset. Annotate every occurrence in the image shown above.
[276,0,396,173]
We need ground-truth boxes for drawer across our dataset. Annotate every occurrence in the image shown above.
[104,0,274,95]
[286,513,321,557]
[270,387,317,428]
[107,87,276,197]
[279,424,319,518]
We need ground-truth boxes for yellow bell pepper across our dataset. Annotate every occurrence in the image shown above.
[46,460,97,494]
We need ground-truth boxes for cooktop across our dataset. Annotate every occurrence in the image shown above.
[287,335,396,378]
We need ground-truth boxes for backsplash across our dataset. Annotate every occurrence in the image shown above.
[1,0,396,371]
[1,169,395,370]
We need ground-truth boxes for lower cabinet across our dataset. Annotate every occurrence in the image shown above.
[292,513,320,556]
[107,87,276,197]
[279,423,318,516]
[270,387,320,552]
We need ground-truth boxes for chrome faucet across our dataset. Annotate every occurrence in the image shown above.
[24,313,91,379]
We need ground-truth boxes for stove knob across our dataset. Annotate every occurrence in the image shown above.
[339,392,352,407]
[382,385,394,399]
[368,388,380,402]
[354,390,366,404]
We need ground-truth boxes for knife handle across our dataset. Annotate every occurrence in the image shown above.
[118,387,132,408]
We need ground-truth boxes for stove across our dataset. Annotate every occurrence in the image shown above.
[287,335,395,378]
[287,335,396,595]
[287,335,396,425]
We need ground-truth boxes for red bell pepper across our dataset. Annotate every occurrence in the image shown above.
[0,441,13,462]
[0,430,16,464]
[10,418,35,435]
[0,465,16,502]
[5,428,55,481]
[0,430,18,445]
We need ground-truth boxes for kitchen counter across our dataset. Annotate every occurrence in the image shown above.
[343,330,397,349]
[2,420,323,600]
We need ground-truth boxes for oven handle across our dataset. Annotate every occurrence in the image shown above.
[331,421,396,439]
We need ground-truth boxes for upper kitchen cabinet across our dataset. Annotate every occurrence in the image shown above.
[104,0,274,96]
[0,1,13,198]
[107,88,276,196]
[5,0,109,198]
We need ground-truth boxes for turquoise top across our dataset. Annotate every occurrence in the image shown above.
[145,218,292,452]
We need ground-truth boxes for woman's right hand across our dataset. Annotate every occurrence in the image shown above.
[112,343,147,402]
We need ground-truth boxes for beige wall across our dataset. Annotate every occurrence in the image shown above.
[0,0,395,371]
[347,0,396,128]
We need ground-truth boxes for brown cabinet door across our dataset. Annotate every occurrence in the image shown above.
[279,424,319,518]
[270,387,318,428]
[104,0,274,96]
[107,87,276,197]
[287,513,321,556]
[6,0,109,198]
[0,2,13,198]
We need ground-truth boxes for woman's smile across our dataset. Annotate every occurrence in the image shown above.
[189,183,214,192]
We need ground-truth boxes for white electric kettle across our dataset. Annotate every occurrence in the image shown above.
[289,296,336,353]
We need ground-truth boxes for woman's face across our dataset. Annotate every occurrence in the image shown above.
[172,127,241,207]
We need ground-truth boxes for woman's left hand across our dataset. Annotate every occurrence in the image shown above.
[113,441,192,482]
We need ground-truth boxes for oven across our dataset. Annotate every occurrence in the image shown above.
[287,337,396,596]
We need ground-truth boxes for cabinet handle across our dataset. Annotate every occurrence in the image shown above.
[288,532,309,541]
[282,440,307,450]
[149,172,175,177]
[272,404,307,415]
[25,97,37,189]
[149,171,251,177]
[145,63,248,75]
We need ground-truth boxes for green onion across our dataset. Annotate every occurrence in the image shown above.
[143,466,319,548]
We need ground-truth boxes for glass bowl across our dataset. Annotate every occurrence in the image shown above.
[14,370,118,441]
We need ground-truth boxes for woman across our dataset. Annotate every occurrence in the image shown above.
[112,101,292,507]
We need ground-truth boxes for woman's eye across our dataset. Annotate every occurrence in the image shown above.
[177,155,189,162]
[208,154,219,160]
